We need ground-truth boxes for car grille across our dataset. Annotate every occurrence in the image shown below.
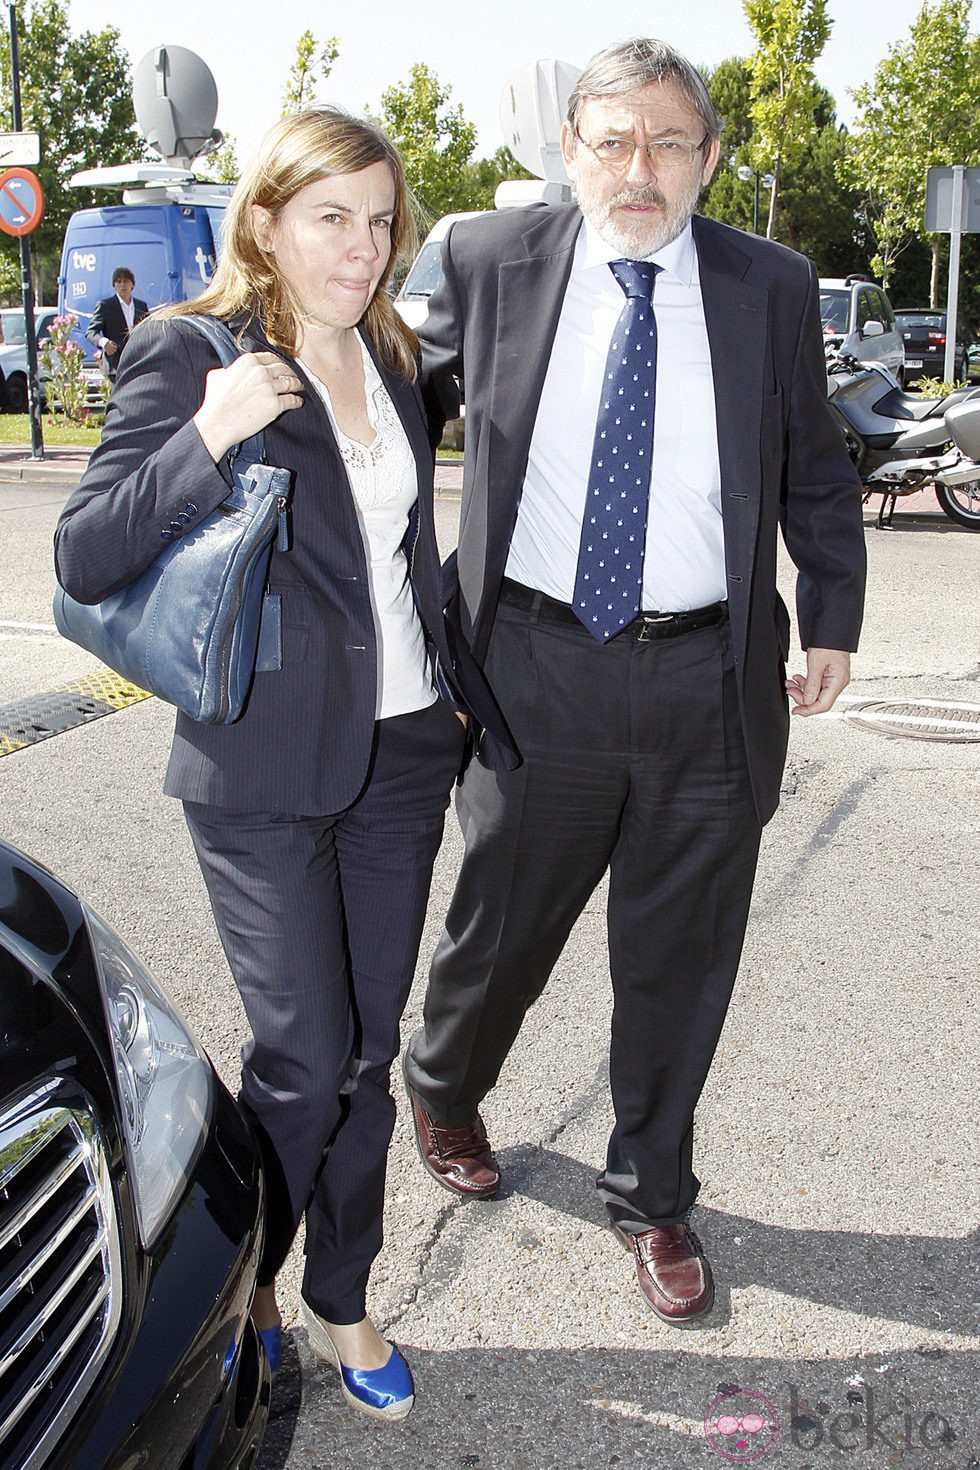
[0,1084,122,1470]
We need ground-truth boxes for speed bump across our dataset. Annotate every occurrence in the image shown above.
[0,670,152,756]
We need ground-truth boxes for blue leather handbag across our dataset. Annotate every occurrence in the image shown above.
[53,315,293,725]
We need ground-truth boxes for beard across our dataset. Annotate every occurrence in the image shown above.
[576,173,703,258]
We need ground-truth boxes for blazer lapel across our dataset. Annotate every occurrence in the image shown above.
[489,206,581,457]
[469,207,581,642]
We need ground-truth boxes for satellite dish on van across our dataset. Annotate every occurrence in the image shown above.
[499,58,580,183]
[133,46,223,168]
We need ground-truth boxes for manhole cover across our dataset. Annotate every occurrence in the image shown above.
[843,699,980,742]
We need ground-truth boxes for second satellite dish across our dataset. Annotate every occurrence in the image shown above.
[499,58,580,182]
[133,46,223,168]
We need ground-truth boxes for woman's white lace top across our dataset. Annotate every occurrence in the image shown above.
[301,339,436,719]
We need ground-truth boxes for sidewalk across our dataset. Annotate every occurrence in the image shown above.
[0,443,948,518]
[0,443,92,484]
[0,443,469,494]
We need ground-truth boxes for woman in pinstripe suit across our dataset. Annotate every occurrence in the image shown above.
[55,108,513,1422]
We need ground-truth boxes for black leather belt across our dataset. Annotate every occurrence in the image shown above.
[498,578,727,642]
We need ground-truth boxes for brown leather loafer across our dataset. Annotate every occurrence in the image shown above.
[403,1066,500,1199]
[614,1221,715,1324]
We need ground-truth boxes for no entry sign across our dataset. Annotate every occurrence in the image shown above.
[0,167,44,237]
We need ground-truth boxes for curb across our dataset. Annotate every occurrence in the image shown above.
[0,461,86,486]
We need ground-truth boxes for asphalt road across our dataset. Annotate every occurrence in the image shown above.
[1,478,977,1469]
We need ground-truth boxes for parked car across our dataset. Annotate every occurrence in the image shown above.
[394,211,487,332]
[0,837,269,1469]
[0,307,58,412]
[819,276,905,383]
[894,308,968,383]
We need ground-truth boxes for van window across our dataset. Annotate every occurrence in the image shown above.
[398,242,444,300]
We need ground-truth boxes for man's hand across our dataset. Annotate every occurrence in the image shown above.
[102,339,118,356]
[785,648,851,717]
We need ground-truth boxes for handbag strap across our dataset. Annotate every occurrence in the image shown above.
[181,313,266,471]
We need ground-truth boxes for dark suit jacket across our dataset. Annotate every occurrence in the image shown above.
[420,204,867,824]
[55,314,514,815]
[86,293,150,377]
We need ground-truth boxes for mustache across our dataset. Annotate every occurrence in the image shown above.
[607,186,667,210]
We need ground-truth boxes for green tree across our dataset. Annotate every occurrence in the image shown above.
[281,30,339,116]
[743,0,831,240]
[458,146,535,211]
[841,0,980,299]
[378,63,477,222]
[196,134,240,184]
[0,0,142,298]
[701,58,867,273]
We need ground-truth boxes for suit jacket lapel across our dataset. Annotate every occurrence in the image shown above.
[468,207,581,640]
[490,206,581,458]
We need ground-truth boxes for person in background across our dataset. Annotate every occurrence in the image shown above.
[403,36,866,1326]
[86,266,149,378]
[56,106,512,1420]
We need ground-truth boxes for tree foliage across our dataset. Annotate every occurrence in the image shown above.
[702,59,866,271]
[743,0,831,239]
[458,146,535,211]
[196,135,240,185]
[281,30,339,116]
[378,63,478,223]
[0,0,141,297]
[841,0,980,298]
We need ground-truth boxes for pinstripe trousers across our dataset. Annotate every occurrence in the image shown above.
[184,699,464,1323]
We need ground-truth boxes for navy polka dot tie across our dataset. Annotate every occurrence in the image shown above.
[573,259,661,642]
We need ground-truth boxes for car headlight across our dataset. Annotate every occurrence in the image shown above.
[82,904,213,1248]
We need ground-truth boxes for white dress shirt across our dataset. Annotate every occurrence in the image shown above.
[98,290,135,348]
[302,340,436,720]
[505,218,727,613]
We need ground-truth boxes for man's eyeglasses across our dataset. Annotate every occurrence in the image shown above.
[574,130,709,171]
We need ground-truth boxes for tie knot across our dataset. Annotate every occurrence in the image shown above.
[610,259,661,300]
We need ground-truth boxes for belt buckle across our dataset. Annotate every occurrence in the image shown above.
[636,612,674,643]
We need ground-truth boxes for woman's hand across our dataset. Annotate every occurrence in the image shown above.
[193,351,304,462]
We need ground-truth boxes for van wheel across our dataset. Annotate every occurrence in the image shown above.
[4,374,28,413]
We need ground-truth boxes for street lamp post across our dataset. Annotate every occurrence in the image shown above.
[736,164,775,236]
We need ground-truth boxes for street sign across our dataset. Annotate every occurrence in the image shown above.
[924,166,980,233]
[924,166,978,382]
[0,131,40,166]
[0,167,44,237]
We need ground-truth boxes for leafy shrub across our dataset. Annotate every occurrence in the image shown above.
[39,313,87,422]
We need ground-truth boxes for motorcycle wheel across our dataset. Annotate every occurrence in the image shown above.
[935,481,980,529]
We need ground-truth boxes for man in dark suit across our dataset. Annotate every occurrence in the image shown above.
[403,36,867,1323]
[86,266,149,378]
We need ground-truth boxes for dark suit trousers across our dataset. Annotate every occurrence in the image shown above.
[405,599,763,1230]
[184,700,464,1323]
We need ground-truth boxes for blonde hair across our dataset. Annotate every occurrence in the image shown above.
[164,106,419,379]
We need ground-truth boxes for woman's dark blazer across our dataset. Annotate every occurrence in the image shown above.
[54,313,514,816]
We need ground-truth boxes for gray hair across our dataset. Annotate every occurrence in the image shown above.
[567,37,723,141]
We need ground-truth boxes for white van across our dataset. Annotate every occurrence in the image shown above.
[394,212,488,332]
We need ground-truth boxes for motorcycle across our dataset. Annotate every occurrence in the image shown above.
[825,350,980,530]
